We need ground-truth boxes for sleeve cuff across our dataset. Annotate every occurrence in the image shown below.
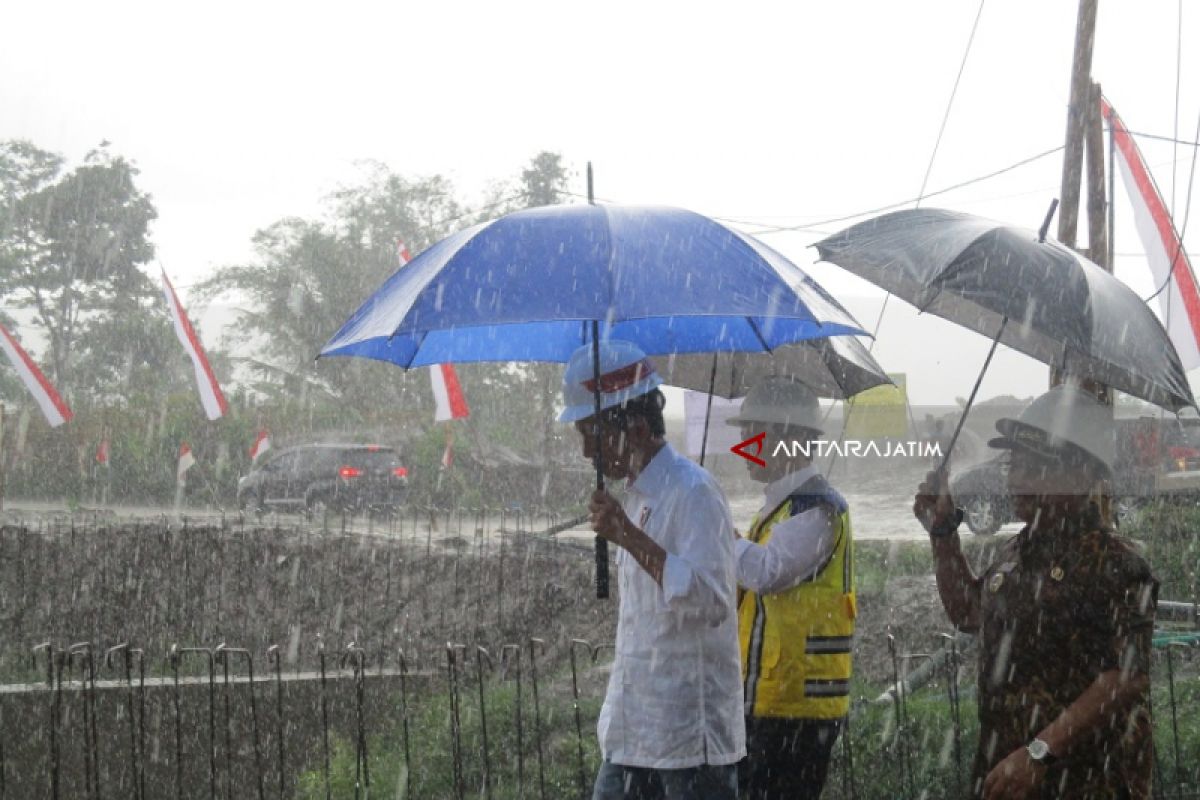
[661,552,692,606]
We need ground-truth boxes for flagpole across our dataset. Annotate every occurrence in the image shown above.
[0,403,5,511]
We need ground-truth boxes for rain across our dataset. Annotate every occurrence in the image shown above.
[2,2,1200,799]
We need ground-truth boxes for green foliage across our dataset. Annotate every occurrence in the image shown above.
[0,141,158,394]
[853,537,1001,594]
[827,663,1200,799]
[298,678,603,799]
[194,163,465,416]
[521,152,572,207]
[821,680,981,800]
[0,142,589,508]
[1125,501,1200,602]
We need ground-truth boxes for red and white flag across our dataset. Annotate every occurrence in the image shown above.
[430,363,470,422]
[395,241,471,424]
[1104,98,1200,369]
[0,322,72,427]
[177,442,196,483]
[161,269,229,420]
[249,429,271,461]
[96,438,110,466]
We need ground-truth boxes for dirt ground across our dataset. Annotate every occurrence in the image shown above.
[0,509,962,695]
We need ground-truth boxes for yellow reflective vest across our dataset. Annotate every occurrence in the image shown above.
[738,474,855,720]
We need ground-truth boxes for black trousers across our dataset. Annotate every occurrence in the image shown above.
[739,716,844,800]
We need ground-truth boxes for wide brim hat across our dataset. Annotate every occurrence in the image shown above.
[986,383,1115,471]
[725,375,824,434]
[558,340,664,423]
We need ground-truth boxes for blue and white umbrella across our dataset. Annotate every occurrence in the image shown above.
[321,204,867,366]
[321,203,872,597]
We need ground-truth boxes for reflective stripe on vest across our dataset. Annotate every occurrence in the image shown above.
[739,474,856,720]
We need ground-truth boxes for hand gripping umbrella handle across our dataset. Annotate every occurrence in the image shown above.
[591,325,610,599]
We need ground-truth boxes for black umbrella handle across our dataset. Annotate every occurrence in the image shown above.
[591,325,610,599]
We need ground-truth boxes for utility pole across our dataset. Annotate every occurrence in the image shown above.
[1055,0,1114,523]
[1084,80,1110,272]
[1057,0,1099,250]
[1054,0,1112,394]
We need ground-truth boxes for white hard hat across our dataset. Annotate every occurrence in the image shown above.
[988,383,1115,471]
[558,340,664,423]
[726,376,824,434]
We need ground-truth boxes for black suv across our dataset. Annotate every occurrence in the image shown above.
[237,444,409,516]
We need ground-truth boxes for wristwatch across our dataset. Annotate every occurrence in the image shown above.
[1026,738,1058,767]
[929,508,964,539]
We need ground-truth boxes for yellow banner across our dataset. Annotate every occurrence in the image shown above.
[843,373,907,439]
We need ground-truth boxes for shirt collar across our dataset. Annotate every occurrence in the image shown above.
[627,442,676,497]
[1016,504,1103,555]
[760,463,819,516]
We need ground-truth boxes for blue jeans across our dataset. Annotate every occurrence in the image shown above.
[592,760,738,800]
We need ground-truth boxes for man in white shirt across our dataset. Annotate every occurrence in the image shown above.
[728,377,855,800]
[559,340,745,800]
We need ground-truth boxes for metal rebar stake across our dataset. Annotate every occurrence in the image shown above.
[32,643,60,800]
[529,637,548,800]
[316,637,331,800]
[446,642,468,800]
[501,644,524,796]
[103,644,140,800]
[340,643,370,800]
[397,649,414,800]
[266,645,286,800]
[179,646,218,800]
[476,646,496,800]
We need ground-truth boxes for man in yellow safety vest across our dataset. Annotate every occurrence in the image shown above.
[729,377,854,800]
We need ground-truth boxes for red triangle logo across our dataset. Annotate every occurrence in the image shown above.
[730,432,767,467]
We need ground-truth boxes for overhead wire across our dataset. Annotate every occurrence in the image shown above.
[916,0,988,206]
[709,132,1189,236]
[728,144,1060,236]
[1173,0,1184,217]
[824,0,986,478]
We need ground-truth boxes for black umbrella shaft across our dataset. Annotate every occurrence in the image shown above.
[699,353,719,467]
[591,322,610,599]
[940,317,1008,475]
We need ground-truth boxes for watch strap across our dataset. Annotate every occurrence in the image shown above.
[929,508,964,539]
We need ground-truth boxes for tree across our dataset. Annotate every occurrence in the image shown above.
[194,153,586,506]
[521,151,570,207]
[196,163,466,418]
[0,141,157,396]
[447,152,578,479]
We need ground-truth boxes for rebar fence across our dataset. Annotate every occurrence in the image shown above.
[0,515,1196,798]
[0,508,603,680]
[2,631,1197,799]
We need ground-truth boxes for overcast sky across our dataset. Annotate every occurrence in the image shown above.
[3,0,1199,405]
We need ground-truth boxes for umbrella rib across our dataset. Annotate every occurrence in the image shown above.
[745,318,774,353]
[406,329,431,370]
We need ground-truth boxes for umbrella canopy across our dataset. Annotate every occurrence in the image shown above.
[321,204,867,366]
[659,333,891,399]
[323,202,874,600]
[814,208,1195,412]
